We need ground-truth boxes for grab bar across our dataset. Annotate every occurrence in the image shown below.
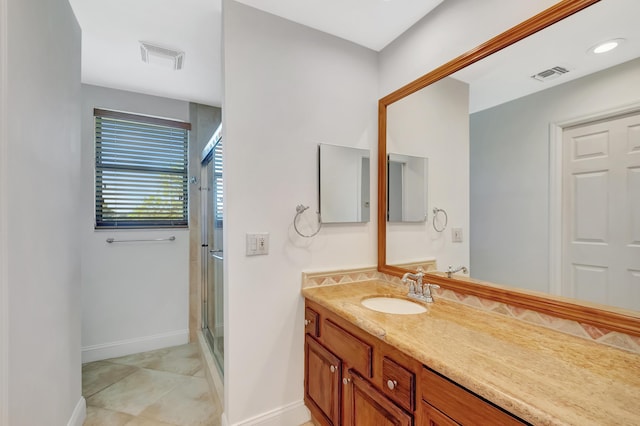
[106,236,176,244]
[209,249,223,260]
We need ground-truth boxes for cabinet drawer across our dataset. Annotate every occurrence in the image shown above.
[421,368,526,425]
[305,307,319,337]
[382,356,415,412]
[323,319,372,378]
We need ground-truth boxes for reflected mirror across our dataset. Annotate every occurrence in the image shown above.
[381,0,640,321]
[319,144,370,223]
[387,153,428,222]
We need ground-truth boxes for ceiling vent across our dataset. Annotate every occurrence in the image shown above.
[139,41,184,70]
[531,66,570,82]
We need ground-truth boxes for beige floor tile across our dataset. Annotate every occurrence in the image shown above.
[192,367,205,378]
[124,417,178,426]
[84,405,135,426]
[82,361,138,398]
[87,368,189,416]
[138,376,220,426]
[109,344,202,376]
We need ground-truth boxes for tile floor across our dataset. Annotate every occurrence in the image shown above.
[82,343,222,426]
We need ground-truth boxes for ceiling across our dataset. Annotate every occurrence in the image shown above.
[453,0,640,112]
[68,0,445,107]
[68,0,223,106]
[67,0,637,110]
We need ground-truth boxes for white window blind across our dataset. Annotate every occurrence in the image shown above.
[213,140,223,226]
[94,108,191,228]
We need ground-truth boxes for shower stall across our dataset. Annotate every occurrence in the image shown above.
[201,124,224,376]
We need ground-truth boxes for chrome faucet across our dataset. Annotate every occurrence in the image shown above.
[402,268,439,303]
[447,265,468,278]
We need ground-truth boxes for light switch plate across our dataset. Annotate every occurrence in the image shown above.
[246,233,269,256]
[452,227,463,243]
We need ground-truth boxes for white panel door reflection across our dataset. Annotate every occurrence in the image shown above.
[563,112,640,311]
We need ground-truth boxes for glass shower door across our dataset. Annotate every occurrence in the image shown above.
[202,137,224,375]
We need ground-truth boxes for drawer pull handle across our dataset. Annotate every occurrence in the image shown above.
[330,365,337,373]
[343,377,351,385]
[304,319,311,326]
[387,379,398,390]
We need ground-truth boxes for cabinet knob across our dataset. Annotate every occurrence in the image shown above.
[343,377,351,385]
[330,365,337,373]
[387,379,398,390]
[304,319,311,326]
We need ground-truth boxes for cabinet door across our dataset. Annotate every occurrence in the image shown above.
[305,335,342,425]
[419,400,459,426]
[345,371,412,426]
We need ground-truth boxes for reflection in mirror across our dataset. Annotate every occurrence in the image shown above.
[387,153,428,223]
[386,77,469,268]
[318,144,370,224]
[384,0,640,312]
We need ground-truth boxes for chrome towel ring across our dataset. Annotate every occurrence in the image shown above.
[432,207,448,233]
[293,204,322,238]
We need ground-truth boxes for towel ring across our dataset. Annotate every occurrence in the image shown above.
[432,207,448,233]
[293,205,322,238]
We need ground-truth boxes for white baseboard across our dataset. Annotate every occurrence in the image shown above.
[232,400,310,426]
[81,329,189,363]
[67,397,86,426]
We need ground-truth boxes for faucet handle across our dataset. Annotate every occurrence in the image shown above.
[423,283,440,296]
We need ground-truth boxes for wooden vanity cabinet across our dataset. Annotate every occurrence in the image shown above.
[420,400,459,426]
[345,371,412,426]
[305,335,342,425]
[304,299,527,426]
[304,301,412,426]
[419,367,527,426]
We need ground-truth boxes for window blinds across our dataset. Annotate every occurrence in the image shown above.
[94,109,190,228]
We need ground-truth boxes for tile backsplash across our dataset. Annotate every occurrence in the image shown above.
[302,267,640,354]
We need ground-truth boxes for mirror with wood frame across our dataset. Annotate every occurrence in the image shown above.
[378,0,640,336]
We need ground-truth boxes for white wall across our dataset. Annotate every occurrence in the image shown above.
[386,77,469,270]
[80,84,191,362]
[470,57,640,293]
[1,0,84,424]
[222,1,378,424]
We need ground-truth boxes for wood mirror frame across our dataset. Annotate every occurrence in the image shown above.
[377,0,640,337]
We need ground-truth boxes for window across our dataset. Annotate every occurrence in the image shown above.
[213,139,223,227]
[94,108,190,228]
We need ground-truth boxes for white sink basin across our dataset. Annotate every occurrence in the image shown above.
[361,297,426,314]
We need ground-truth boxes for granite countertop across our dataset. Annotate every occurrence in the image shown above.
[302,280,640,426]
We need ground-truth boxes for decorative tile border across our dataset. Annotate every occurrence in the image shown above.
[302,267,383,288]
[301,267,640,354]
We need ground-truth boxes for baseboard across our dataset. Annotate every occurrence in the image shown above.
[232,400,310,426]
[67,397,86,426]
[81,329,189,363]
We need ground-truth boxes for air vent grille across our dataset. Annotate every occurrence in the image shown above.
[531,66,570,82]
[139,41,185,70]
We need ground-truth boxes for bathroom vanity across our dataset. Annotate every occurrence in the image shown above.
[302,281,640,425]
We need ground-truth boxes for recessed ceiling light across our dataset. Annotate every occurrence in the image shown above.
[589,38,625,55]
[139,41,185,70]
